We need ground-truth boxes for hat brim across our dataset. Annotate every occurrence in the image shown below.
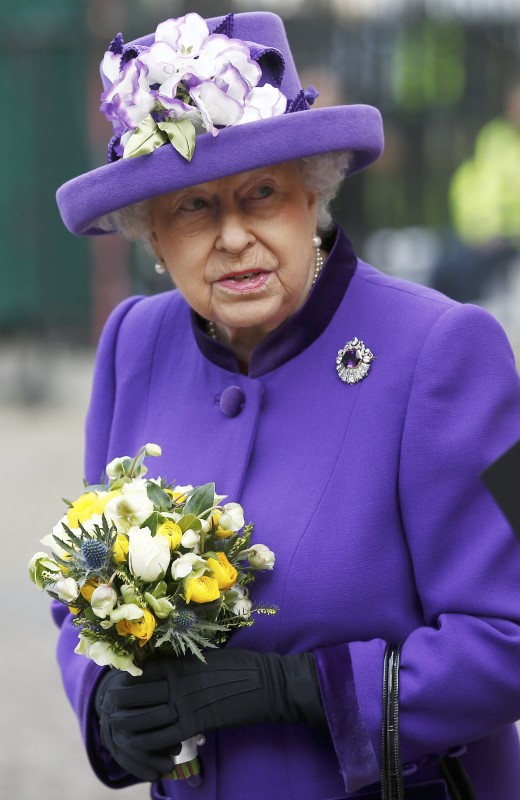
[56,104,383,236]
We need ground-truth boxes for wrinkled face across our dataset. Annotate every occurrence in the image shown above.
[150,161,318,339]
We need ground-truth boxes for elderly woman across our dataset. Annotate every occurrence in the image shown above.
[54,10,520,800]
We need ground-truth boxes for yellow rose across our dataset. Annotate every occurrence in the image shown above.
[80,579,100,601]
[215,527,234,539]
[185,575,221,604]
[67,489,122,527]
[116,608,156,646]
[206,552,238,590]
[67,492,100,527]
[68,606,80,615]
[113,534,129,564]
[157,521,182,551]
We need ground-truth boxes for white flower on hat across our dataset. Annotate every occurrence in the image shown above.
[240,84,288,124]
[100,12,287,160]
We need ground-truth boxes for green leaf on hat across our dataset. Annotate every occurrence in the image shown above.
[123,115,168,159]
[157,117,196,161]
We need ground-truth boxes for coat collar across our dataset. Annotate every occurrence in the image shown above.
[191,225,357,377]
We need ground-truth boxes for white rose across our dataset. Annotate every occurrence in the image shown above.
[54,577,80,603]
[128,526,170,582]
[247,544,275,570]
[171,552,206,580]
[90,585,118,618]
[104,481,154,533]
[75,635,143,676]
[218,502,244,532]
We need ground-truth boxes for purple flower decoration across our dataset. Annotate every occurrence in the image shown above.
[99,12,287,161]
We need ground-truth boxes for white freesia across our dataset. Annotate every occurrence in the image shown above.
[110,603,144,623]
[104,480,154,533]
[246,544,275,570]
[128,525,170,582]
[90,585,118,618]
[53,577,80,603]
[75,635,142,676]
[105,455,133,479]
[144,443,162,457]
[218,502,245,532]
[228,584,253,617]
[171,552,206,580]
[28,552,62,589]
[181,529,200,549]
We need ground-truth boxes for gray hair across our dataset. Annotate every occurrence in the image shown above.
[95,150,353,242]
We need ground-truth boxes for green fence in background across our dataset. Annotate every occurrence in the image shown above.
[0,0,90,336]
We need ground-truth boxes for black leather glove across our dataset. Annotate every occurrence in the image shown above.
[95,649,326,780]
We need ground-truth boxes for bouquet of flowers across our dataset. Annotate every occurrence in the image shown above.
[29,443,276,781]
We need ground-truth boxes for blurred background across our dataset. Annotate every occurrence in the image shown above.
[1,1,519,798]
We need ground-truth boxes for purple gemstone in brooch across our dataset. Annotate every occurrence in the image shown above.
[336,337,374,384]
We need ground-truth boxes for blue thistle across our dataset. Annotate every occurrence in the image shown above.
[174,609,198,633]
[82,540,108,571]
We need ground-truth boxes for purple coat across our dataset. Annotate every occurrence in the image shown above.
[53,227,520,799]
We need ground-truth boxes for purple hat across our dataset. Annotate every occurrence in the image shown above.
[56,11,384,236]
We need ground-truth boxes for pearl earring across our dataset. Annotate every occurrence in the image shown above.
[312,233,322,248]
[155,260,166,275]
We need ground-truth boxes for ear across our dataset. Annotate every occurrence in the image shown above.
[150,231,163,261]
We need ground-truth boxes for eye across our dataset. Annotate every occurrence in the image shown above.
[250,183,274,200]
[180,196,209,212]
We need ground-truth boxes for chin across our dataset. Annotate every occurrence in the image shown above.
[217,301,287,333]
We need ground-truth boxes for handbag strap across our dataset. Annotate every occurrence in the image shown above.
[381,643,404,800]
[381,643,476,800]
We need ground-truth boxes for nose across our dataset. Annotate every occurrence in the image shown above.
[214,211,256,255]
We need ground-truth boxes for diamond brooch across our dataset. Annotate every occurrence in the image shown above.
[336,338,374,384]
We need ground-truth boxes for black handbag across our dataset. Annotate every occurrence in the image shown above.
[381,644,477,800]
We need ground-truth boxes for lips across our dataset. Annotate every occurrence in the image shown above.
[219,269,268,282]
[217,269,271,293]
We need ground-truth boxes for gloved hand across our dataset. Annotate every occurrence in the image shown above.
[95,668,182,781]
[95,648,326,780]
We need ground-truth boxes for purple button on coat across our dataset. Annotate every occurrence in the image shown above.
[219,386,245,417]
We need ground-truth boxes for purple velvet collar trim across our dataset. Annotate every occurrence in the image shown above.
[191,226,357,377]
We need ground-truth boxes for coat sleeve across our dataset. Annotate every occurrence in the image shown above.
[52,295,145,788]
[314,302,520,793]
